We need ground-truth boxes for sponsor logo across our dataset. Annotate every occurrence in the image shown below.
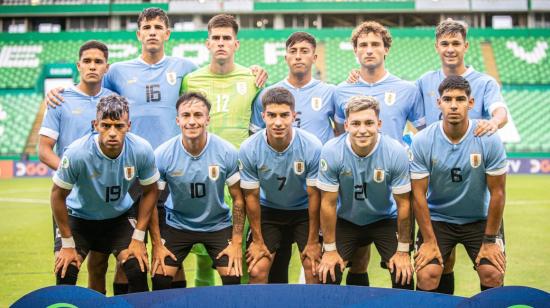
[61,156,70,169]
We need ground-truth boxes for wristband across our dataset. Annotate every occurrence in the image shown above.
[482,234,498,244]
[132,229,146,242]
[323,242,337,252]
[397,242,409,252]
[61,236,76,248]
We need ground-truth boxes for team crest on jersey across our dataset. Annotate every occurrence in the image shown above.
[311,97,323,111]
[60,156,70,169]
[209,165,220,181]
[384,91,397,106]
[320,159,328,172]
[236,82,247,95]
[373,168,385,183]
[470,153,482,168]
[124,166,135,181]
[166,71,177,86]
[294,161,305,175]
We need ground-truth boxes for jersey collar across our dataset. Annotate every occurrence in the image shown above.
[180,132,211,159]
[282,77,317,90]
[358,71,390,86]
[440,66,474,78]
[345,133,381,158]
[439,119,473,145]
[69,85,106,99]
[137,55,167,67]
[263,128,296,154]
[94,134,125,161]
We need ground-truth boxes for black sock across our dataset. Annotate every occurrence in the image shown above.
[436,272,455,294]
[346,272,370,286]
[481,284,499,291]
[220,275,241,285]
[56,264,79,285]
[113,283,128,295]
[122,258,149,293]
[390,272,414,290]
[171,280,187,289]
[152,275,172,291]
[416,285,438,292]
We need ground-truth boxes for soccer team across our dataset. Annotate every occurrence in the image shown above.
[39,7,508,295]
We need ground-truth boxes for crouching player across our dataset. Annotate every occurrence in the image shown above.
[51,94,158,292]
[317,95,413,289]
[150,92,245,289]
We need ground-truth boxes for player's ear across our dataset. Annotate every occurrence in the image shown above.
[261,111,266,122]
[437,98,443,110]
[127,120,131,131]
[377,119,382,129]
[235,39,240,50]
[92,119,98,131]
[344,120,349,132]
[468,97,474,110]
[464,40,469,52]
[165,28,171,40]
[205,115,211,127]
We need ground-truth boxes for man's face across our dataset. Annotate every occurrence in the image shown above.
[438,88,474,125]
[137,16,171,53]
[285,40,317,77]
[262,103,296,141]
[77,48,109,84]
[206,27,239,63]
[435,33,469,70]
[345,108,381,150]
[354,32,388,71]
[94,113,130,152]
[176,100,210,140]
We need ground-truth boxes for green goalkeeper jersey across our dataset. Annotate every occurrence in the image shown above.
[182,64,260,147]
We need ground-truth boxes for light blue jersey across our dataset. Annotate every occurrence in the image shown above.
[250,79,337,144]
[155,133,240,232]
[39,86,114,157]
[416,67,507,125]
[103,56,197,149]
[334,72,425,143]
[317,133,411,226]
[53,132,159,220]
[410,120,507,224]
[239,128,322,210]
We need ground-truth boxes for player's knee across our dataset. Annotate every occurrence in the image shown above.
[248,264,269,283]
[221,275,241,285]
[152,274,173,291]
[416,265,442,291]
[56,264,79,285]
[122,258,149,293]
[114,261,128,283]
[477,264,504,287]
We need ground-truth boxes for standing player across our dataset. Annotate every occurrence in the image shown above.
[415,19,508,294]
[38,40,115,294]
[316,96,413,289]
[51,94,159,293]
[149,92,245,289]
[333,21,424,286]
[240,87,323,284]
[411,76,507,293]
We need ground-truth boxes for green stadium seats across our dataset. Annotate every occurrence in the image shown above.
[0,92,42,155]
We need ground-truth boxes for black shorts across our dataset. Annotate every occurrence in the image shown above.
[54,212,135,258]
[336,218,400,264]
[162,224,233,268]
[416,220,506,268]
[248,206,309,254]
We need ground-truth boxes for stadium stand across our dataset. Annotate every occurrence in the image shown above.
[0,92,42,155]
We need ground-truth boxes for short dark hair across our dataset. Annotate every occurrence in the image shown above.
[438,75,471,97]
[207,14,239,35]
[137,7,170,29]
[286,32,316,50]
[96,94,130,120]
[262,87,295,111]
[79,40,108,60]
[176,92,211,113]
[436,18,467,41]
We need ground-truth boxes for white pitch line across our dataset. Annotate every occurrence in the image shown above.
[0,188,50,195]
[0,197,49,205]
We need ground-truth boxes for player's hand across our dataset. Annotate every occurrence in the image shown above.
[414,240,443,272]
[317,251,345,284]
[475,242,506,274]
[246,240,272,272]
[151,243,176,277]
[250,65,268,88]
[301,241,322,276]
[388,251,413,286]
[474,119,499,136]
[54,248,81,278]
[217,240,243,277]
[45,86,65,108]
[346,69,360,84]
[125,239,149,272]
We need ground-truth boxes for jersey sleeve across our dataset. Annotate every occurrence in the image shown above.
[407,86,426,129]
[154,147,168,190]
[102,68,118,93]
[180,74,190,95]
[249,89,266,133]
[305,140,322,187]
[52,150,80,190]
[410,134,430,180]
[484,135,507,176]
[390,146,412,194]
[316,144,340,192]
[137,144,160,186]
[225,145,241,187]
[39,106,61,140]
[238,145,260,189]
[333,88,346,124]
[483,78,507,118]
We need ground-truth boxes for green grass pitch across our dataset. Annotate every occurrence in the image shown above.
[1,175,549,306]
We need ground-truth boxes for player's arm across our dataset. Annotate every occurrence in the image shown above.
[243,187,272,271]
[411,177,443,271]
[301,186,322,275]
[51,184,81,277]
[388,192,413,285]
[318,190,345,283]
[475,173,506,273]
[38,136,60,170]
[217,182,246,276]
